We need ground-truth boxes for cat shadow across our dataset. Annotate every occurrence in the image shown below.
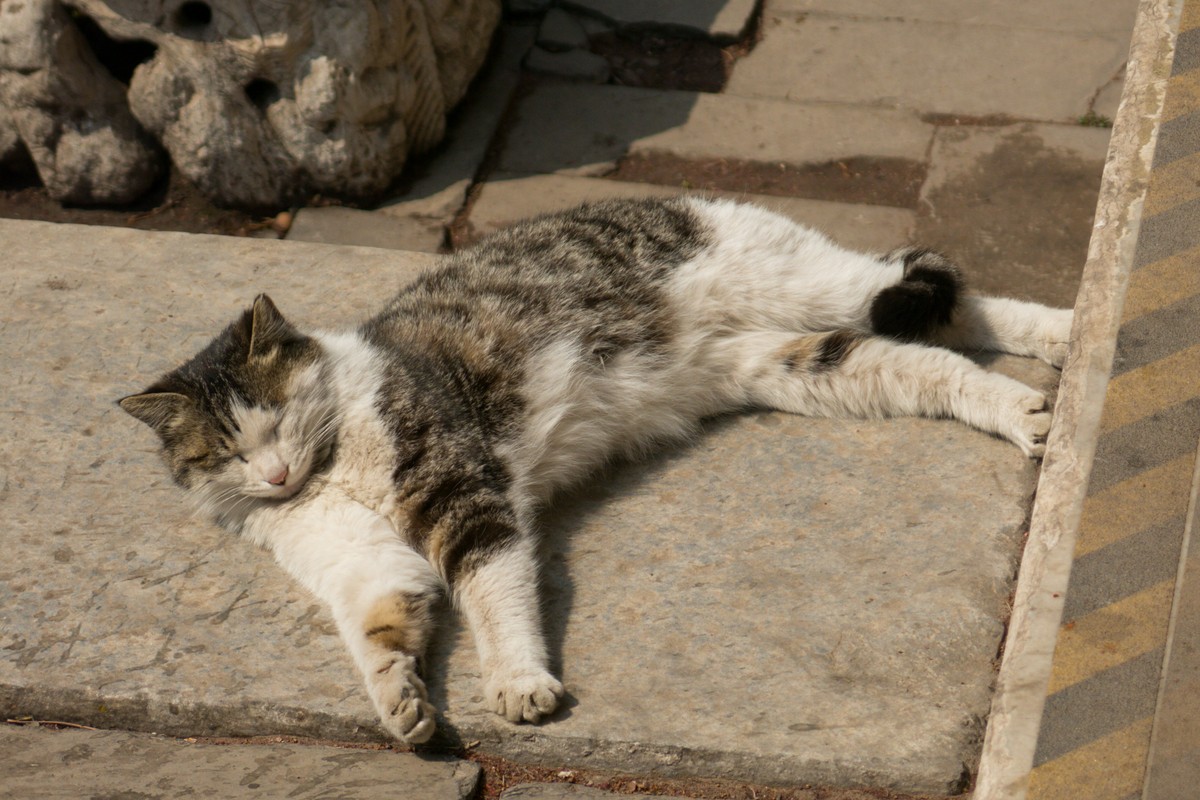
[421,414,745,739]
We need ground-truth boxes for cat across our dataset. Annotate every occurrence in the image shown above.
[119,197,1072,744]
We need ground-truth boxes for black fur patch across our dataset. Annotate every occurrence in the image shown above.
[813,330,861,371]
[869,249,963,340]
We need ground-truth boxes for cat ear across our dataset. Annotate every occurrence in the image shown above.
[246,294,297,362]
[119,391,191,434]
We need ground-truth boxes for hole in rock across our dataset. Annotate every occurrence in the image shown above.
[70,12,158,85]
[244,78,281,111]
[175,2,213,31]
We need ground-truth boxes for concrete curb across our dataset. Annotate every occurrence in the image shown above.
[973,1,1184,798]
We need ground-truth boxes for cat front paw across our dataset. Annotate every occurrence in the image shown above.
[367,654,437,744]
[485,669,564,724]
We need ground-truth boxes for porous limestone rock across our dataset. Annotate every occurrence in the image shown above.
[0,0,163,204]
[0,0,500,209]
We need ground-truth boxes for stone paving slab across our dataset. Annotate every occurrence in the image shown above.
[726,13,1131,121]
[499,83,933,176]
[775,0,1140,34]
[502,785,620,799]
[0,218,1060,794]
[916,123,1112,309]
[0,725,480,799]
[562,0,758,39]
[287,205,446,253]
[466,172,914,252]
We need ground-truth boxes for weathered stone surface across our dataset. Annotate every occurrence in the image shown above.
[525,46,612,82]
[563,0,758,40]
[0,102,21,165]
[0,0,162,204]
[0,218,1058,793]
[773,0,1139,34]
[0,725,480,800]
[916,124,1111,308]
[287,205,445,252]
[499,83,933,175]
[25,0,502,209]
[539,8,590,51]
[466,172,914,252]
[0,221,436,742]
[726,13,1132,121]
[502,785,620,799]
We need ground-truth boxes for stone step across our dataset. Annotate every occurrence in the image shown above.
[286,205,446,253]
[561,0,759,40]
[775,0,1139,34]
[1,218,1059,794]
[498,83,933,176]
[726,12,1132,121]
[915,123,1112,308]
[0,725,479,800]
[465,172,914,253]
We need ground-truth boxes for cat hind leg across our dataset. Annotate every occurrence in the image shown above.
[730,329,1052,456]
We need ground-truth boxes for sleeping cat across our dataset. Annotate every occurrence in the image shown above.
[120,197,1071,744]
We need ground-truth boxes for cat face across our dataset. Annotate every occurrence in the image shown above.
[121,295,337,522]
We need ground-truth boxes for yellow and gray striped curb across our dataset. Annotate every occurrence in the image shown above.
[975,0,1189,798]
[1028,1,1200,796]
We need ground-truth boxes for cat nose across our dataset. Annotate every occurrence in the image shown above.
[266,465,289,486]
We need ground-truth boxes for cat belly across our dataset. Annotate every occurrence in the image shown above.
[501,333,741,502]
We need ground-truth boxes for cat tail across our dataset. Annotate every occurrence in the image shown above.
[868,248,964,341]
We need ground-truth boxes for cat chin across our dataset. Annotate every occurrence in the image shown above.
[245,472,310,501]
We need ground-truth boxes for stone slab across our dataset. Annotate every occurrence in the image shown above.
[916,123,1112,308]
[502,785,620,799]
[466,172,914,252]
[726,14,1132,122]
[287,205,445,252]
[772,0,1140,34]
[525,46,612,82]
[0,725,479,799]
[561,0,758,40]
[499,83,933,176]
[0,219,1059,794]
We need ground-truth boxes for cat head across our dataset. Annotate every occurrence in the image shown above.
[120,294,337,525]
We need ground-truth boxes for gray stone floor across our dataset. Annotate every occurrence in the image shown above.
[0,0,1143,796]
[0,725,479,800]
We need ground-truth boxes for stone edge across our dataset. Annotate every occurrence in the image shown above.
[972,1,1185,799]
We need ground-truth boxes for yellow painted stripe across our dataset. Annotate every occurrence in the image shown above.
[1144,149,1200,217]
[1048,580,1175,693]
[1028,717,1153,800]
[1162,74,1200,125]
[1077,455,1194,557]
[1184,0,1200,33]
[1100,344,1200,433]
[1122,242,1200,321]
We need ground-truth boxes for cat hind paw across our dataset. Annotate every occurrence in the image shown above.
[1008,390,1052,458]
[486,669,564,724]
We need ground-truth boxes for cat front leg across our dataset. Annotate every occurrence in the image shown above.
[259,498,444,742]
[444,528,563,724]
